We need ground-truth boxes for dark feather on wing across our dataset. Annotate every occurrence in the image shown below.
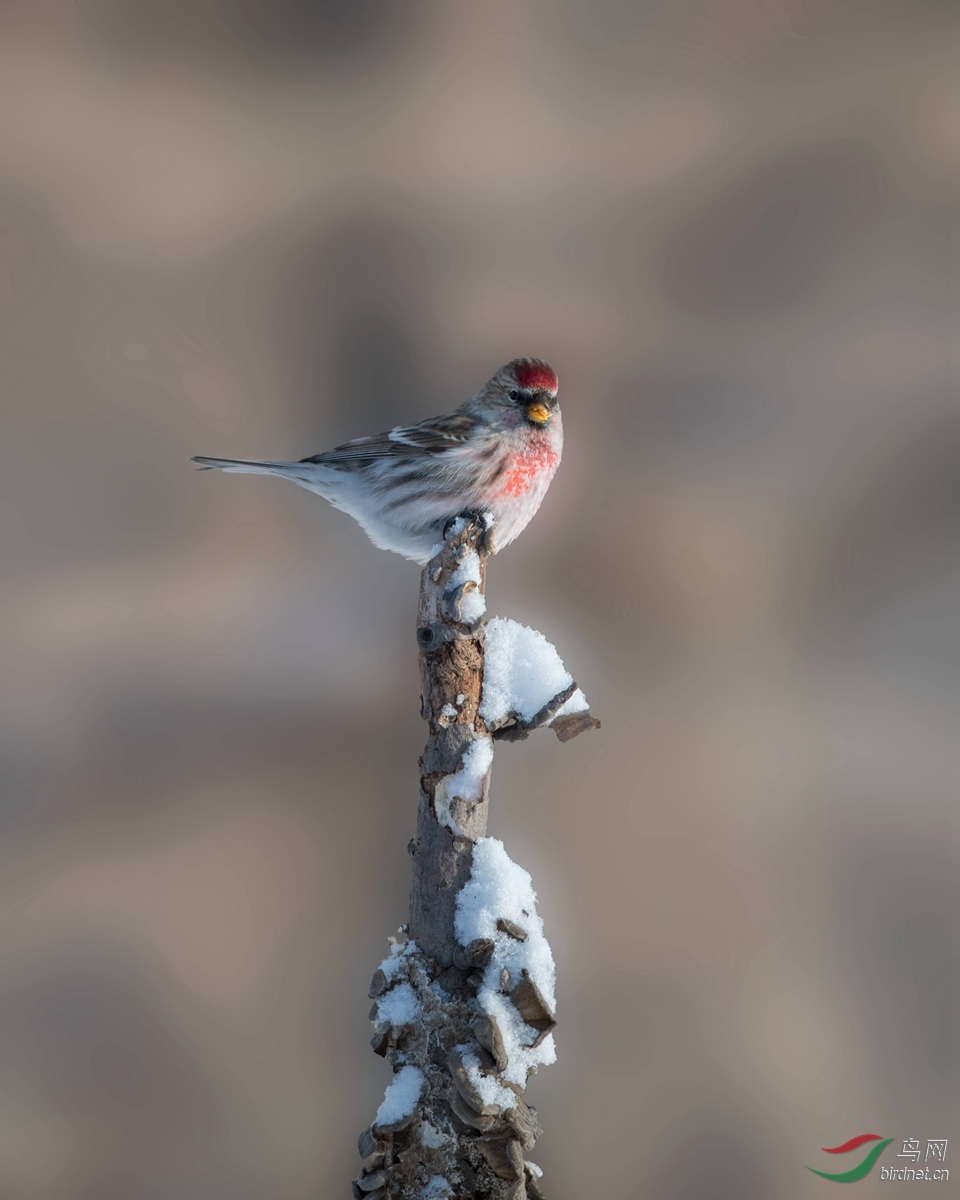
[300,412,480,465]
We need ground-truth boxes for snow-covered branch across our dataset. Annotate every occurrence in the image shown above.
[353,516,597,1199]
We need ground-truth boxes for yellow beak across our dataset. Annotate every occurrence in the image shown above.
[526,401,551,424]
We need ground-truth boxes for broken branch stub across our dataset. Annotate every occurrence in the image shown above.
[488,676,599,742]
[551,709,601,742]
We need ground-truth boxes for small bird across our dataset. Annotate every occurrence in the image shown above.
[193,358,562,564]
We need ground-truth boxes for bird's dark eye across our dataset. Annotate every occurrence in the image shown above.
[509,389,521,402]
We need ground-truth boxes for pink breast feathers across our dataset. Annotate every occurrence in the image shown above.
[497,444,560,498]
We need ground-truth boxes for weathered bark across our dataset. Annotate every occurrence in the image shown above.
[353,516,596,1199]
[410,517,491,966]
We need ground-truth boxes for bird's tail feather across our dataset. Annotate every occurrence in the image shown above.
[192,455,304,478]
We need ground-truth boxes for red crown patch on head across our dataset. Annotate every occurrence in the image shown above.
[514,360,558,392]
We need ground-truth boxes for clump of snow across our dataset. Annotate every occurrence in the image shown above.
[476,986,556,1089]
[455,838,557,1088]
[480,617,589,725]
[458,590,486,623]
[375,1064,423,1127]
[375,981,420,1028]
[456,694,466,705]
[440,703,458,719]
[435,737,494,833]
[461,1045,518,1111]
[450,548,482,587]
[378,939,418,983]
[448,738,493,802]
[449,548,486,623]
[421,1177,453,1199]
[527,1161,543,1179]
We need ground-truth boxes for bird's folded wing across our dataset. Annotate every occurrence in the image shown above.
[300,412,481,464]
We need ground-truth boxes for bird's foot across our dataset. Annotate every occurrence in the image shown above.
[444,510,495,554]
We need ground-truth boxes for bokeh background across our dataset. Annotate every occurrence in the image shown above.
[0,2,955,1197]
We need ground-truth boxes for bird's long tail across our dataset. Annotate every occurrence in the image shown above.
[192,455,305,478]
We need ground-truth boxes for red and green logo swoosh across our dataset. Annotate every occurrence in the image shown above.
[806,1135,893,1182]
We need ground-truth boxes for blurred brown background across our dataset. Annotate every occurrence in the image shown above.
[0,2,955,1197]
